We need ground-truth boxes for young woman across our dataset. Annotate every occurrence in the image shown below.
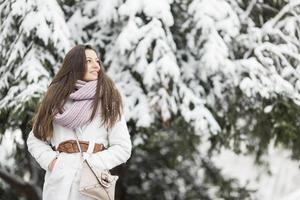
[27,44,132,200]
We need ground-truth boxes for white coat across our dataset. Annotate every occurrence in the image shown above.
[27,101,132,200]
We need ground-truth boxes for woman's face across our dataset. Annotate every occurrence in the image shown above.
[82,49,101,81]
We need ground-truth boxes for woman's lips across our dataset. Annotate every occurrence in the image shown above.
[90,71,98,76]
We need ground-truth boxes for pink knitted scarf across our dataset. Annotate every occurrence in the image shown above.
[53,80,98,129]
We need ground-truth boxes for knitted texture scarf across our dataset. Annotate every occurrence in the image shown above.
[53,80,98,129]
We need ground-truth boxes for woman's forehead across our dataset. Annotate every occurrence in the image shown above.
[85,49,98,58]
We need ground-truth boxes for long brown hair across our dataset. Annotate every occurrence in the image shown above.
[32,44,123,141]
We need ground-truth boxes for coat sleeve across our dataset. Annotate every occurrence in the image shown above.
[88,114,132,170]
[27,130,58,171]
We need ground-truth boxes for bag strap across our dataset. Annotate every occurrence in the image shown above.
[73,128,84,158]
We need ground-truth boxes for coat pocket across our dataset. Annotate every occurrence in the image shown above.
[47,153,63,179]
[50,154,62,174]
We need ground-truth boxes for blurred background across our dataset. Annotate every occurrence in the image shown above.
[1,0,300,199]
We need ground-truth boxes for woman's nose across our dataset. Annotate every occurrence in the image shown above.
[93,61,100,70]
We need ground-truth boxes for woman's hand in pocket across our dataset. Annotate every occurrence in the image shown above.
[48,157,58,172]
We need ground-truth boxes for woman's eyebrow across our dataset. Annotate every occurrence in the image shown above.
[86,56,99,60]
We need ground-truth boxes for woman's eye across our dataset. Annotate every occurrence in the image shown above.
[86,60,91,63]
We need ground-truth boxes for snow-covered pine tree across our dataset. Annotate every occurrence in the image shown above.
[208,0,300,161]
[0,0,72,199]
[65,0,254,199]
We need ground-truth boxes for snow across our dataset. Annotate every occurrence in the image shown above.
[0,129,23,168]
[19,0,71,50]
[119,0,174,26]
[212,144,300,200]
[263,105,273,113]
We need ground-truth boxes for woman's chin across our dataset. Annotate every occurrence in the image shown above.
[82,77,98,81]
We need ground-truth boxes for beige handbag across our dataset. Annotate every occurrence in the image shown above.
[74,133,118,200]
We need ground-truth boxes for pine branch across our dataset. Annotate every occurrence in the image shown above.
[0,116,43,199]
[243,0,257,19]
[0,167,42,200]
[260,3,280,13]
